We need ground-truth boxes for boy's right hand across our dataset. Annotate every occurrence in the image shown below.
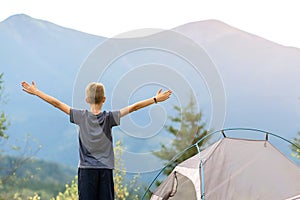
[21,81,70,115]
[21,81,38,95]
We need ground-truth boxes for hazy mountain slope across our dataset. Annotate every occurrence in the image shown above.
[1,14,104,166]
[1,14,299,168]
[174,20,300,136]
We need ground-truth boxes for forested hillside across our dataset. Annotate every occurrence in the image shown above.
[0,155,76,199]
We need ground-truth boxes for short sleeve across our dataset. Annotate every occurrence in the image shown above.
[70,108,85,124]
[109,111,121,127]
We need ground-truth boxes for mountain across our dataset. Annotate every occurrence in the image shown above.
[174,20,300,133]
[1,14,299,171]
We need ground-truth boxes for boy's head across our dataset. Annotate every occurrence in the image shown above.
[85,82,105,104]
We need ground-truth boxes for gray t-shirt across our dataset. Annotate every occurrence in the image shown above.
[70,109,120,169]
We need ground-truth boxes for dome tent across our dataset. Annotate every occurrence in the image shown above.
[146,128,300,200]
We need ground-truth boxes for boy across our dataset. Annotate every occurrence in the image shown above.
[21,81,172,200]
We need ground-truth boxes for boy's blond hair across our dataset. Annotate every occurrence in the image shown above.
[85,82,105,104]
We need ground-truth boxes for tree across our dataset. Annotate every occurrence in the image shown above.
[0,73,41,199]
[0,73,9,139]
[113,141,140,200]
[153,97,211,176]
[292,132,300,159]
[0,73,12,191]
[50,177,78,200]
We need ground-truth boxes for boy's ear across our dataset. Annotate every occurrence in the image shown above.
[85,97,89,103]
[102,96,106,103]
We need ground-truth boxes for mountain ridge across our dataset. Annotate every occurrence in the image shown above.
[1,13,102,38]
[174,19,300,50]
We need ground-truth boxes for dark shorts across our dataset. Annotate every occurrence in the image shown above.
[78,168,114,200]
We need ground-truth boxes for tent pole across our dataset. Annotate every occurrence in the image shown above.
[196,144,205,200]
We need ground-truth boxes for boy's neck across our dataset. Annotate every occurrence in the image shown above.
[89,103,103,115]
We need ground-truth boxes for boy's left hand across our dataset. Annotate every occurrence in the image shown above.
[155,89,172,103]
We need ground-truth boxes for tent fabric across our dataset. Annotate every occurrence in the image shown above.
[151,172,197,200]
[151,138,300,200]
[285,195,300,200]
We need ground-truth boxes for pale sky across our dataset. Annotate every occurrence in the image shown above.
[0,0,299,48]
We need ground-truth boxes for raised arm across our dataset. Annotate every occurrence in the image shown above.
[21,81,70,115]
[120,89,172,117]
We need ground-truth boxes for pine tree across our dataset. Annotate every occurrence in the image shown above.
[292,132,300,159]
[153,97,211,176]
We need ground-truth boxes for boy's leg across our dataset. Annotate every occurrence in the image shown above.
[78,168,99,200]
[98,169,114,200]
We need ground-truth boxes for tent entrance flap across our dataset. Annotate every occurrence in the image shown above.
[150,172,197,200]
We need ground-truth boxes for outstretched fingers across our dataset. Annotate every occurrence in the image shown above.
[21,81,37,95]
[156,89,172,102]
[21,81,29,90]
[164,90,172,99]
[156,88,163,95]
